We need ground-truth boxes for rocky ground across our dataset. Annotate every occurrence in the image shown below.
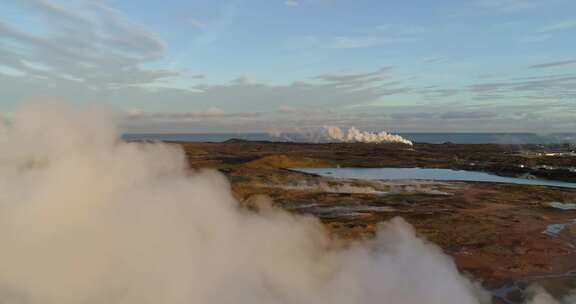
[144,139,576,303]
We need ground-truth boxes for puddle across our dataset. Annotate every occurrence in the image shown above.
[492,281,526,304]
[544,223,574,237]
[286,204,395,219]
[548,202,576,210]
[295,168,576,189]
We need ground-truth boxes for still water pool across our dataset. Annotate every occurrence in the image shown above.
[295,167,576,189]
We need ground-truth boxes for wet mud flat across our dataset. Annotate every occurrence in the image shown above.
[146,139,576,302]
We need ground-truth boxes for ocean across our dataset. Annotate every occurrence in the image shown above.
[123,133,576,144]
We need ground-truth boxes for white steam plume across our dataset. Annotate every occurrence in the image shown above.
[0,103,559,304]
[0,113,7,136]
[323,126,413,145]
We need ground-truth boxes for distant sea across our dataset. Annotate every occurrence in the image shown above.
[123,133,576,145]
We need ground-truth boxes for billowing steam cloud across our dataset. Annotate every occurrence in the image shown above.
[323,126,413,145]
[0,103,559,304]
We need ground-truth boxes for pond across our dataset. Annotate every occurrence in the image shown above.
[295,167,576,189]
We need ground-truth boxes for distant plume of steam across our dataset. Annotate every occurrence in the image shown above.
[0,114,6,136]
[323,126,413,145]
[267,126,413,145]
[0,103,561,304]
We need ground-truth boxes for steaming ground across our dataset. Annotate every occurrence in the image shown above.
[0,104,566,304]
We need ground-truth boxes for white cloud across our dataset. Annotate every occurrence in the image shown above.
[0,0,177,88]
[186,68,407,111]
[520,34,551,43]
[330,36,418,49]
[377,24,426,35]
[422,57,449,64]
[187,17,207,29]
[473,0,542,12]
[519,19,576,44]
[538,20,576,33]
[329,24,424,49]
[125,107,257,121]
[332,36,378,49]
[469,74,576,102]
[529,59,576,69]
[285,0,300,7]
[284,35,320,51]
[0,64,411,116]
[0,65,27,77]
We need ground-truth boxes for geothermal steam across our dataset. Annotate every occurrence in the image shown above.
[0,104,556,304]
[267,126,413,145]
[323,126,413,145]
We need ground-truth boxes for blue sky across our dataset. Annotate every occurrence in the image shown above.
[0,0,575,132]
